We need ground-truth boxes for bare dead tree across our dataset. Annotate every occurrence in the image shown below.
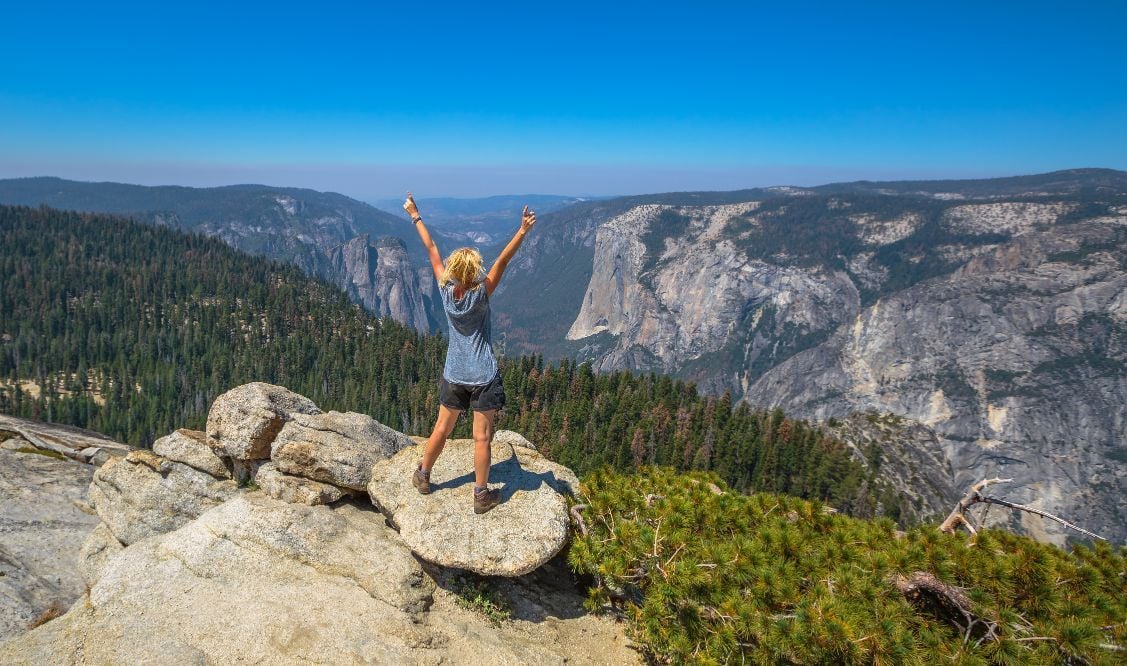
[939,477,1106,541]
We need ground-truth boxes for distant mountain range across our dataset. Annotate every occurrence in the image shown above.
[0,177,441,331]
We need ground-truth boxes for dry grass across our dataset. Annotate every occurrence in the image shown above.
[28,601,67,629]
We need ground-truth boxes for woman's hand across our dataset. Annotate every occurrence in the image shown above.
[403,192,420,220]
[485,205,535,294]
[521,205,536,234]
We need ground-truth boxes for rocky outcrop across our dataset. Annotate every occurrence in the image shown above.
[0,416,134,643]
[152,428,231,479]
[254,462,348,506]
[271,410,413,490]
[1,494,434,663]
[0,385,632,664]
[0,414,129,465]
[328,234,434,332]
[88,450,238,545]
[1,493,635,664]
[0,447,100,642]
[206,382,321,462]
[368,439,578,577]
[493,429,536,451]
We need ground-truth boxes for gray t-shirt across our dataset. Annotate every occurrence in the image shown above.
[440,283,497,385]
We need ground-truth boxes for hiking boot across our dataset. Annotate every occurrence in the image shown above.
[412,467,431,494]
[474,487,501,514]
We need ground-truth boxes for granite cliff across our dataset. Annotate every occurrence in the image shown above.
[328,235,437,332]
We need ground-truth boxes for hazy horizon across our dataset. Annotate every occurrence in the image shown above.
[0,163,1098,202]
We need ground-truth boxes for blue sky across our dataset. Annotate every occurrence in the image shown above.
[1,1,1124,197]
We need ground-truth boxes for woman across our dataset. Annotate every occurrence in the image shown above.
[403,192,535,514]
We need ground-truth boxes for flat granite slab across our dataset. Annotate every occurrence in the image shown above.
[368,439,579,577]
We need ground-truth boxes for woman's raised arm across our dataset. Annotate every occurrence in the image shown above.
[484,205,535,295]
[404,192,445,282]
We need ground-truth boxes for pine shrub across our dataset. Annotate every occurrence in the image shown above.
[569,467,1126,664]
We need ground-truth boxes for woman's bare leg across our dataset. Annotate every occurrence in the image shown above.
[472,409,497,488]
[421,405,462,473]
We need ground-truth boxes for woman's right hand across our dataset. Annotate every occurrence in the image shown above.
[521,205,536,233]
[403,192,420,219]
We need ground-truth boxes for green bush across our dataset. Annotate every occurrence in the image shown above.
[568,468,1126,664]
[451,575,511,626]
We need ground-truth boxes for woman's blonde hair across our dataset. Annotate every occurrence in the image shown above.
[441,247,484,290]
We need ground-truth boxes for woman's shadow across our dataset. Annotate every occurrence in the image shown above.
[428,443,574,502]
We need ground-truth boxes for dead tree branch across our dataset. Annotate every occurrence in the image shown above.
[939,478,1106,541]
[569,504,589,537]
[891,572,997,645]
[977,496,1107,542]
[939,477,1011,535]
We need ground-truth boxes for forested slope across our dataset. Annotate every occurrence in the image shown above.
[0,205,892,517]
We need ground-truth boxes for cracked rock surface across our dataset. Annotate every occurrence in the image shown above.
[89,450,238,545]
[206,382,321,461]
[0,448,99,642]
[271,410,413,490]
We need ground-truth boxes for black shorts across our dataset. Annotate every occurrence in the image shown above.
[439,372,506,412]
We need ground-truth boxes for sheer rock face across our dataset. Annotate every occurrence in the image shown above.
[271,410,413,490]
[368,439,577,577]
[0,448,99,642]
[206,382,322,461]
[88,451,238,545]
[328,234,434,333]
[152,428,232,479]
[254,462,347,506]
[567,203,860,386]
[748,219,1127,544]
